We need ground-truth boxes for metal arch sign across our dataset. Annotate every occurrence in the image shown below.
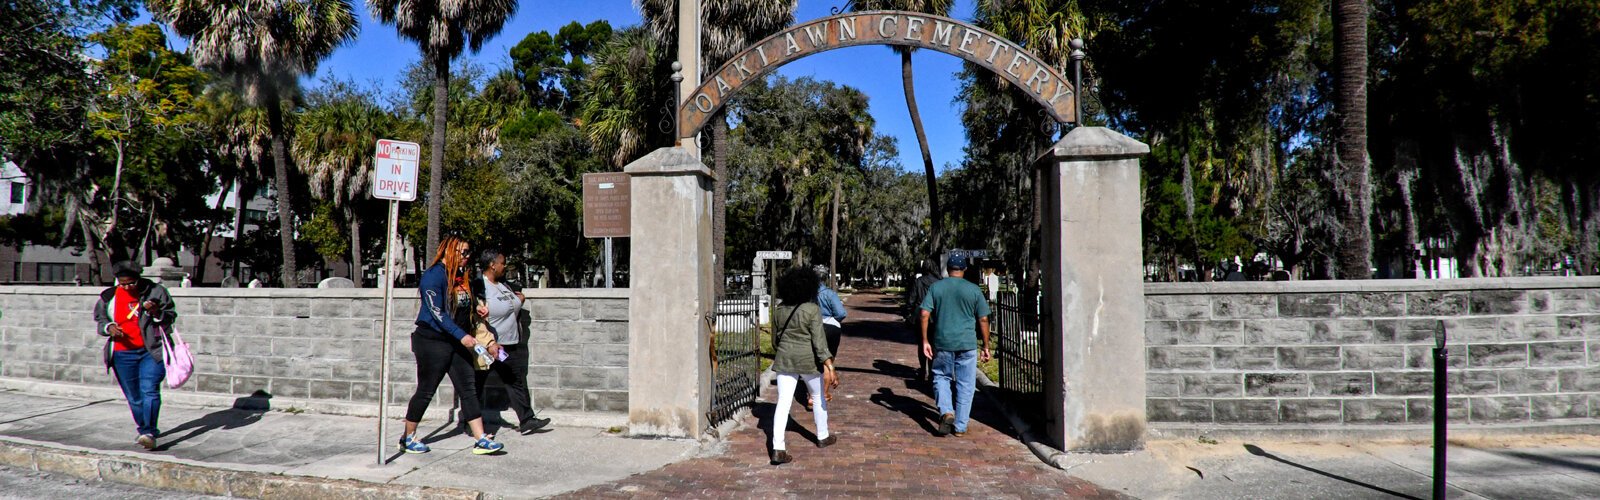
[678,11,1076,139]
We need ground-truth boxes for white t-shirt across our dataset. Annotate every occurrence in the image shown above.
[481,277,523,345]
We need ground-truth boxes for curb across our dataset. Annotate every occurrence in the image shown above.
[0,436,484,500]
[974,371,1074,470]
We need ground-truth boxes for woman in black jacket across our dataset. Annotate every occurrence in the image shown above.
[92,261,177,451]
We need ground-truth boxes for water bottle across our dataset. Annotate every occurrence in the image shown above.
[474,344,493,367]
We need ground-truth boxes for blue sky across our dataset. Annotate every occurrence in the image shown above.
[148,1,979,174]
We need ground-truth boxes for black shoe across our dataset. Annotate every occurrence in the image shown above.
[770,449,792,465]
[817,435,838,448]
[938,413,955,436]
[519,416,551,434]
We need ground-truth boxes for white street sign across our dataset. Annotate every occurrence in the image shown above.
[373,139,420,201]
[756,250,792,260]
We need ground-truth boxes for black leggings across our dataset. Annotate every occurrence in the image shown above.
[405,327,482,423]
[474,342,536,424]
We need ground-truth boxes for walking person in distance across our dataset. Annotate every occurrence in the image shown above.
[93,261,178,450]
[398,236,505,456]
[918,251,991,437]
[769,267,839,465]
[904,258,942,382]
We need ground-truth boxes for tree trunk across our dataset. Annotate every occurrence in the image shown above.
[901,50,940,256]
[1026,164,1042,292]
[348,205,362,288]
[1332,0,1372,279]
[713,112,729,297]
[1397,168,1418,279]
[232,178,251,280]
[426,54,450,261]
[1579,181,1600,275]
[197,176,233,286]
[264,91,299,288]
[80,221,104,285]
[829,178,840,289]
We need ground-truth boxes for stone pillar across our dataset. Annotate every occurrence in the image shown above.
[625,147,714,437]
[1042,127,1150,452]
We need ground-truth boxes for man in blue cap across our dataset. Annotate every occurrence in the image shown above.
[918,250,991,437]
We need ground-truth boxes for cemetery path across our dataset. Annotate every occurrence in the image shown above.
[558,292,1123,499]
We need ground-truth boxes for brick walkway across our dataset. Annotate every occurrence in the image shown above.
[560,292,1123,499]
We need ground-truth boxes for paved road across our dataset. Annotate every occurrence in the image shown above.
[561,292,1123,498]
[0,464,225,499]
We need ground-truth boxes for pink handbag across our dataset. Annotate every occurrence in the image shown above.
[160,327,196,389]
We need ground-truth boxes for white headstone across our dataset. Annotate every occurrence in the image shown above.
[318,277,356,288]
[247,279,263,288]
[141,257,185,284]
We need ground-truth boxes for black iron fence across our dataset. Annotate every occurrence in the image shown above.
[708,292,762,426]
[993,291,1045,409]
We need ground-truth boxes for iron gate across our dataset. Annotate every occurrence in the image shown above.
[708,292,761,425]
[994,290,1045,410]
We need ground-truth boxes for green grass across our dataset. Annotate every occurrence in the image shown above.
[980,356,999,384]
[759,325,774,372]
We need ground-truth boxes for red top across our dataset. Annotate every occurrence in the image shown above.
[112,287,145,351]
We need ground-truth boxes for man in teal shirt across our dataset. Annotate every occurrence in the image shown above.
[919,251,991,436]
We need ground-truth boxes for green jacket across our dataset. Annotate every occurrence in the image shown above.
[770,302,832,375]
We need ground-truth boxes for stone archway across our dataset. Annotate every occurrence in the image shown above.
[629,12,1148,454]
[675,11,1078,139]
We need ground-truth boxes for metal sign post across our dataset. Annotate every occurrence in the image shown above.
[604,237,614,288]
[372,139,419,465]
[1433,321,1449,498]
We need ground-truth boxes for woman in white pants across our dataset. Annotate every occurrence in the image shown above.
[768,267,839,465]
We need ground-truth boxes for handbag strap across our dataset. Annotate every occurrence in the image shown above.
[773,303,802,352]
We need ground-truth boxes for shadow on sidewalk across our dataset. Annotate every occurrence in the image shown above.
[0,399,116,425]
[752,401,820,455]
[154,391,270,451]
[1484,448,1600,475]
[1243,444,1422,499]
[868,387,941,435]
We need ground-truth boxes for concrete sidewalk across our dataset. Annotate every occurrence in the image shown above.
[1066,435,1600,499]
[0,389,700,499]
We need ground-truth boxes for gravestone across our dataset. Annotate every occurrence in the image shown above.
[318,277,356,288]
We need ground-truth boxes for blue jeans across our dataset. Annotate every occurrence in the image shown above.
[931,349,977,433]
[112,349,165,437]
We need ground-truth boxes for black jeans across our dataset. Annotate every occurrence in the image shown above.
[474,342,537,425]
[824,323,843,358]
[405,327,482,423]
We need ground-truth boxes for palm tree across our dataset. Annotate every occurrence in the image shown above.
[639,0,798,292]
[150,0,359,287]
[196,82,273,285]
[294,82,393,287]
[1332,0,1372,279]
[579,27,673,169]
[854,0,953,256]
[368,0,518,259]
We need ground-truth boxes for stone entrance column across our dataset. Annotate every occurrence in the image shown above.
[625,147,715,437]
[1041,127,1150,452]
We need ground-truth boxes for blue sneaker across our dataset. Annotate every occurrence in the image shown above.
[472,436,504,455]
[398,434,430,454]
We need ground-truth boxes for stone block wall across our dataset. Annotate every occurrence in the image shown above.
[0,286,629,415]
[1145,278,1600,427]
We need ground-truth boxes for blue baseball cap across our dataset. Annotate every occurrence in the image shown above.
[947,251,969,270]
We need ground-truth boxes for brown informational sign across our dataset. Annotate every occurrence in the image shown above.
[583,173,631,238]
[678,11,1075,138]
